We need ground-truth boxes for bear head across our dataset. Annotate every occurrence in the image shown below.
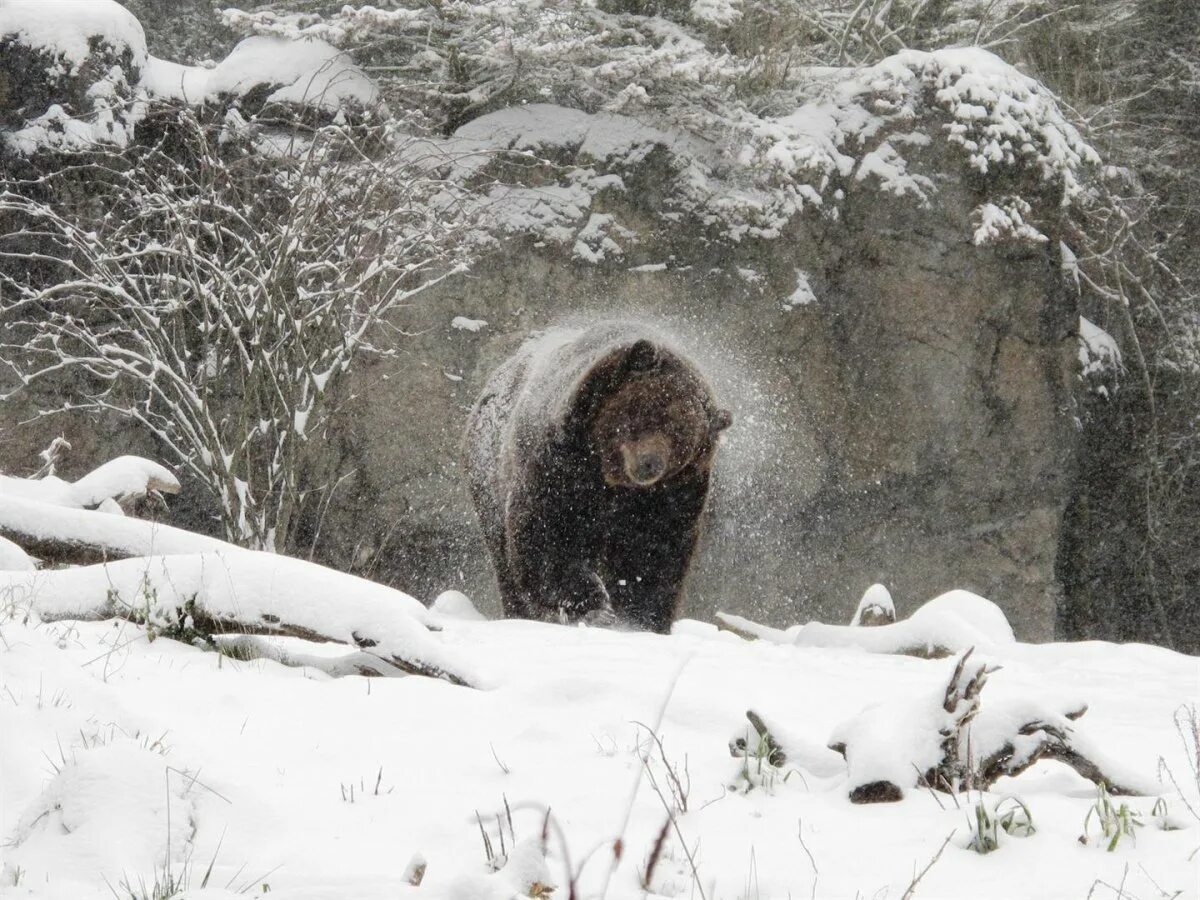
[588,339,732,488]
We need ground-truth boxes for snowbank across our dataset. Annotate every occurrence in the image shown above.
[450,48,1096,250]
[4,742,195,888]
[0,609,1193,899]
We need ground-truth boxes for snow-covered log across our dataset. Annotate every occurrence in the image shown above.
[0,495,230,566]
[2,551,478,688]
[213,635,408,679]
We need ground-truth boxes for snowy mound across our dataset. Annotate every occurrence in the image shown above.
[4,742,195,888]
[0,535,35,571]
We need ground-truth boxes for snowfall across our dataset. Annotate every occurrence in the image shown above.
[0,461,1197,900]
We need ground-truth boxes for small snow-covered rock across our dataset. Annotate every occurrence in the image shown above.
[431,589,486,621]
[851,583,895,626]
[451,316,489,333]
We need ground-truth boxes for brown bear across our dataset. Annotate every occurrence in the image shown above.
[464,322,731,633]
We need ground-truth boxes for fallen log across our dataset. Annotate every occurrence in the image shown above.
[2,551,479,688]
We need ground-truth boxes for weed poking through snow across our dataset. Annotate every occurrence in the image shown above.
[1081,783,1144,851]
[965,796,1036,854]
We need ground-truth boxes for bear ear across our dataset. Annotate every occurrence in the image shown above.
[711,408,733,434]
[625,339,660,373]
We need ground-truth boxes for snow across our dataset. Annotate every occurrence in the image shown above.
[431,590,487,622]
[0,535,35,571]
[139,56,211,103]
[851,582,895,625]
[1079,316,1122,378]
[0,594,1195,899]
[5,743,196,889]
[723,589,1018,657]
[0,0,148,154]
[690,0,743,25]
[449,47,1096,248]
[782,269,817,309]
[205,36,377,111]
[972,197,1048,245]
[1,548,473,688]
[0,495,233,559]
[828,664,955,798]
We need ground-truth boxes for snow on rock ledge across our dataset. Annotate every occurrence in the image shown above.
[0,0,148,154]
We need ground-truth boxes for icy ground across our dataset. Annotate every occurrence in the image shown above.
[1,597,1196,900]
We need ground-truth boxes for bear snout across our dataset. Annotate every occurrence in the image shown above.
[620,437,670,486]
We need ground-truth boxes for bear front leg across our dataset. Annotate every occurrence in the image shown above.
[504,491,615,626]
[606,474,710,633]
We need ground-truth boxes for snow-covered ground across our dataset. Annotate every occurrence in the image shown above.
[1,593,1196,899]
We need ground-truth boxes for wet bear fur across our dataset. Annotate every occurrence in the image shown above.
[464,322,731,633]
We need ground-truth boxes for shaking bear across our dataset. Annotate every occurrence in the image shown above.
[465,322,731,633]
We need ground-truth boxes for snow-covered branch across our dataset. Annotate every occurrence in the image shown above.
[827,648,1157,803]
